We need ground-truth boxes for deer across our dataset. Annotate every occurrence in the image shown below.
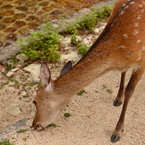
[32,0,145,143]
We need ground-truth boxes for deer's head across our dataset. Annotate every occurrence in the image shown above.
[32,62,72,130]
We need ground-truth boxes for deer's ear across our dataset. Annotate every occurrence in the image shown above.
[59,61,72,77]
[40,63,51,88]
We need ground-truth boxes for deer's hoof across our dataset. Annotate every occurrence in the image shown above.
[113,100,122,107]
[110,134,121,143]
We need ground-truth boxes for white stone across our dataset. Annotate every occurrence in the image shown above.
[60,36,72,47]
[6,104,21,116]
[6,71,14,77]
[23,64,41,82]
[82,35,94,46]
[16,53,28,62]
[60,51,81,62]
[93,28,100,34]
[21,90,27,96]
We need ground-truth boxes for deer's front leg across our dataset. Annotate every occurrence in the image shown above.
[113,71,126,107]
[111,67,144,143]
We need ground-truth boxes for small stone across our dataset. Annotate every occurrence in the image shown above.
[1,10,14,16]
[4,27,17,32]
[42,6,52,11]
[0,24,6,30]
[36,11,43,15]
[16,53,28,62]
[14,13,26,19]
[14,21,26,28]
[15,1,21,5]
[39,2,48,6]
[25,1,36,7]
[1,5,13,9]
[26,8,37,14]
[93,28,99,33]
[26,16,39,21]
[6,104,20,116]
[6,71,14,77]
[51,10,63,15]
[19,28,28,35]
[6,34,17,41]
[16,6,28,11]
[28,22,39,29]
[52,4,62,8]
[20,90,27,96]
[2,17,15,23]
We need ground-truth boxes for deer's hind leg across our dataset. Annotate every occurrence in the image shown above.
[113,71,127,107]
[111,67,144,143]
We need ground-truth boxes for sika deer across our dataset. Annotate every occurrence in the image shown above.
[32,0,145,143]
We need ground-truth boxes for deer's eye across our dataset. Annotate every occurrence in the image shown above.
[33,101,37,105]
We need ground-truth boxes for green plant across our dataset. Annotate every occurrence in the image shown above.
[47,123,57,127]
[0,81,9,89]
[18,22,62,62]
[106,89,113,94]
[64,113,72,118]
[16,129,27,134]
[22,136,29,142]
[91,5,112,19]
[65,23,78,34]
[94,90,99,93]
[5,55,18,71]
[0,139,13,145]
[65,5,112,34]
[101,84,107,90]
[71,35,81,45]
[77,44,89,56]
[23,95,29,98]
[77,89,86,95]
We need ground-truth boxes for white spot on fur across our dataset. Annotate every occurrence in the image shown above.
[124,5,129,9]
[130,1,135,4]
[119,11,124,15]
[132,30,139,35]
[137,52,141,61]
[139,5,143,8]
[134,23,139,27]
[140,9,145,13]
[118,46,126,49]
[137,16,141,19]
[142,46,145,51]
[136,40,141,44]
[123,34,128,38]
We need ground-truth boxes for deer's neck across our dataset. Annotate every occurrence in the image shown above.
[54,42,113,99]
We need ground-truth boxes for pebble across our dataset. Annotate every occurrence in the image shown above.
[6,104,21,116]
[16,53,28,65]
[6,71,14,77]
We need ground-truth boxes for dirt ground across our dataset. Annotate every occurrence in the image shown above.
[0,66,145,145]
